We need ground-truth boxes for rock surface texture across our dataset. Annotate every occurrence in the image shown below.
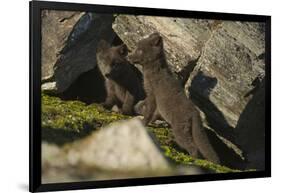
[41,11,117,92]
[41,10,84,81]
[113,16,216,72]
[67,118,171,172]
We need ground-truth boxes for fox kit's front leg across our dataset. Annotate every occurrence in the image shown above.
[173,119,200,158]
[102,80,116,109]
[142,95,156,125]
[121,91,135,115]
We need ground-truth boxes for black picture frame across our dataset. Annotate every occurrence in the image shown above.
[29,0,271,192]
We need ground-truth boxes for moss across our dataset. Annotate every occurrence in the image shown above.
[42,94,240,172]
[42,94,128,145]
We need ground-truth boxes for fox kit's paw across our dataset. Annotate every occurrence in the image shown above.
[134,100,146,115]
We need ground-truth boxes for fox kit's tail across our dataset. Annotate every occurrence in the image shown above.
[192,114,220,164]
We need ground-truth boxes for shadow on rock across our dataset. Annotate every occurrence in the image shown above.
[188,71,243,168]
[188,71,235,141]
[235,77,265,170]
[176,57,199,86]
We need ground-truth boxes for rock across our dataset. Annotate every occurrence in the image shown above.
[41,10,84,81]
[41,11,117,93]
[42,143,77,183]
[41,82,57,92]
[186,21,265,131]
[68,118,172,172]
[113,15,218,72]
[42,118,206,183]
[185,22,265,169]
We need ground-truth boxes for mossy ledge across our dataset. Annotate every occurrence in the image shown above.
[42,93,240,173]
[42,93,128,144]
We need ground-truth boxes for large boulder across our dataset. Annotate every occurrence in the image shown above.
[66,118,172,173]
[185,23,266,170]
[113,15,218,72]
[41,10,84,81]
[41,11,117,93]
[42,118,203,183]
[186,21,265,131]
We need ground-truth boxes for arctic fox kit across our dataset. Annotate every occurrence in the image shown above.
[96,40,145,115]
[129,33,220,164]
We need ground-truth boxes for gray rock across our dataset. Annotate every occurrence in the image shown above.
[41,11,117,93]
[68,118,171,172]
[41,81,57,92]
[185,21,265,169]
[113,15,218,72]
[41,10,84,81]
[186,21,265,130]
[42,118,203,183]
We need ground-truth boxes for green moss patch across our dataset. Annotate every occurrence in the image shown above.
[42,94,128,145]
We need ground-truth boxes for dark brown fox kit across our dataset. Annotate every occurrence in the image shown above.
[96,40,145,115]
[129,33,220,164]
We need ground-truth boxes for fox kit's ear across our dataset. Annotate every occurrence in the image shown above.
[149,32,162,46]
[118,44,128,56]
[97,39,110,53]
